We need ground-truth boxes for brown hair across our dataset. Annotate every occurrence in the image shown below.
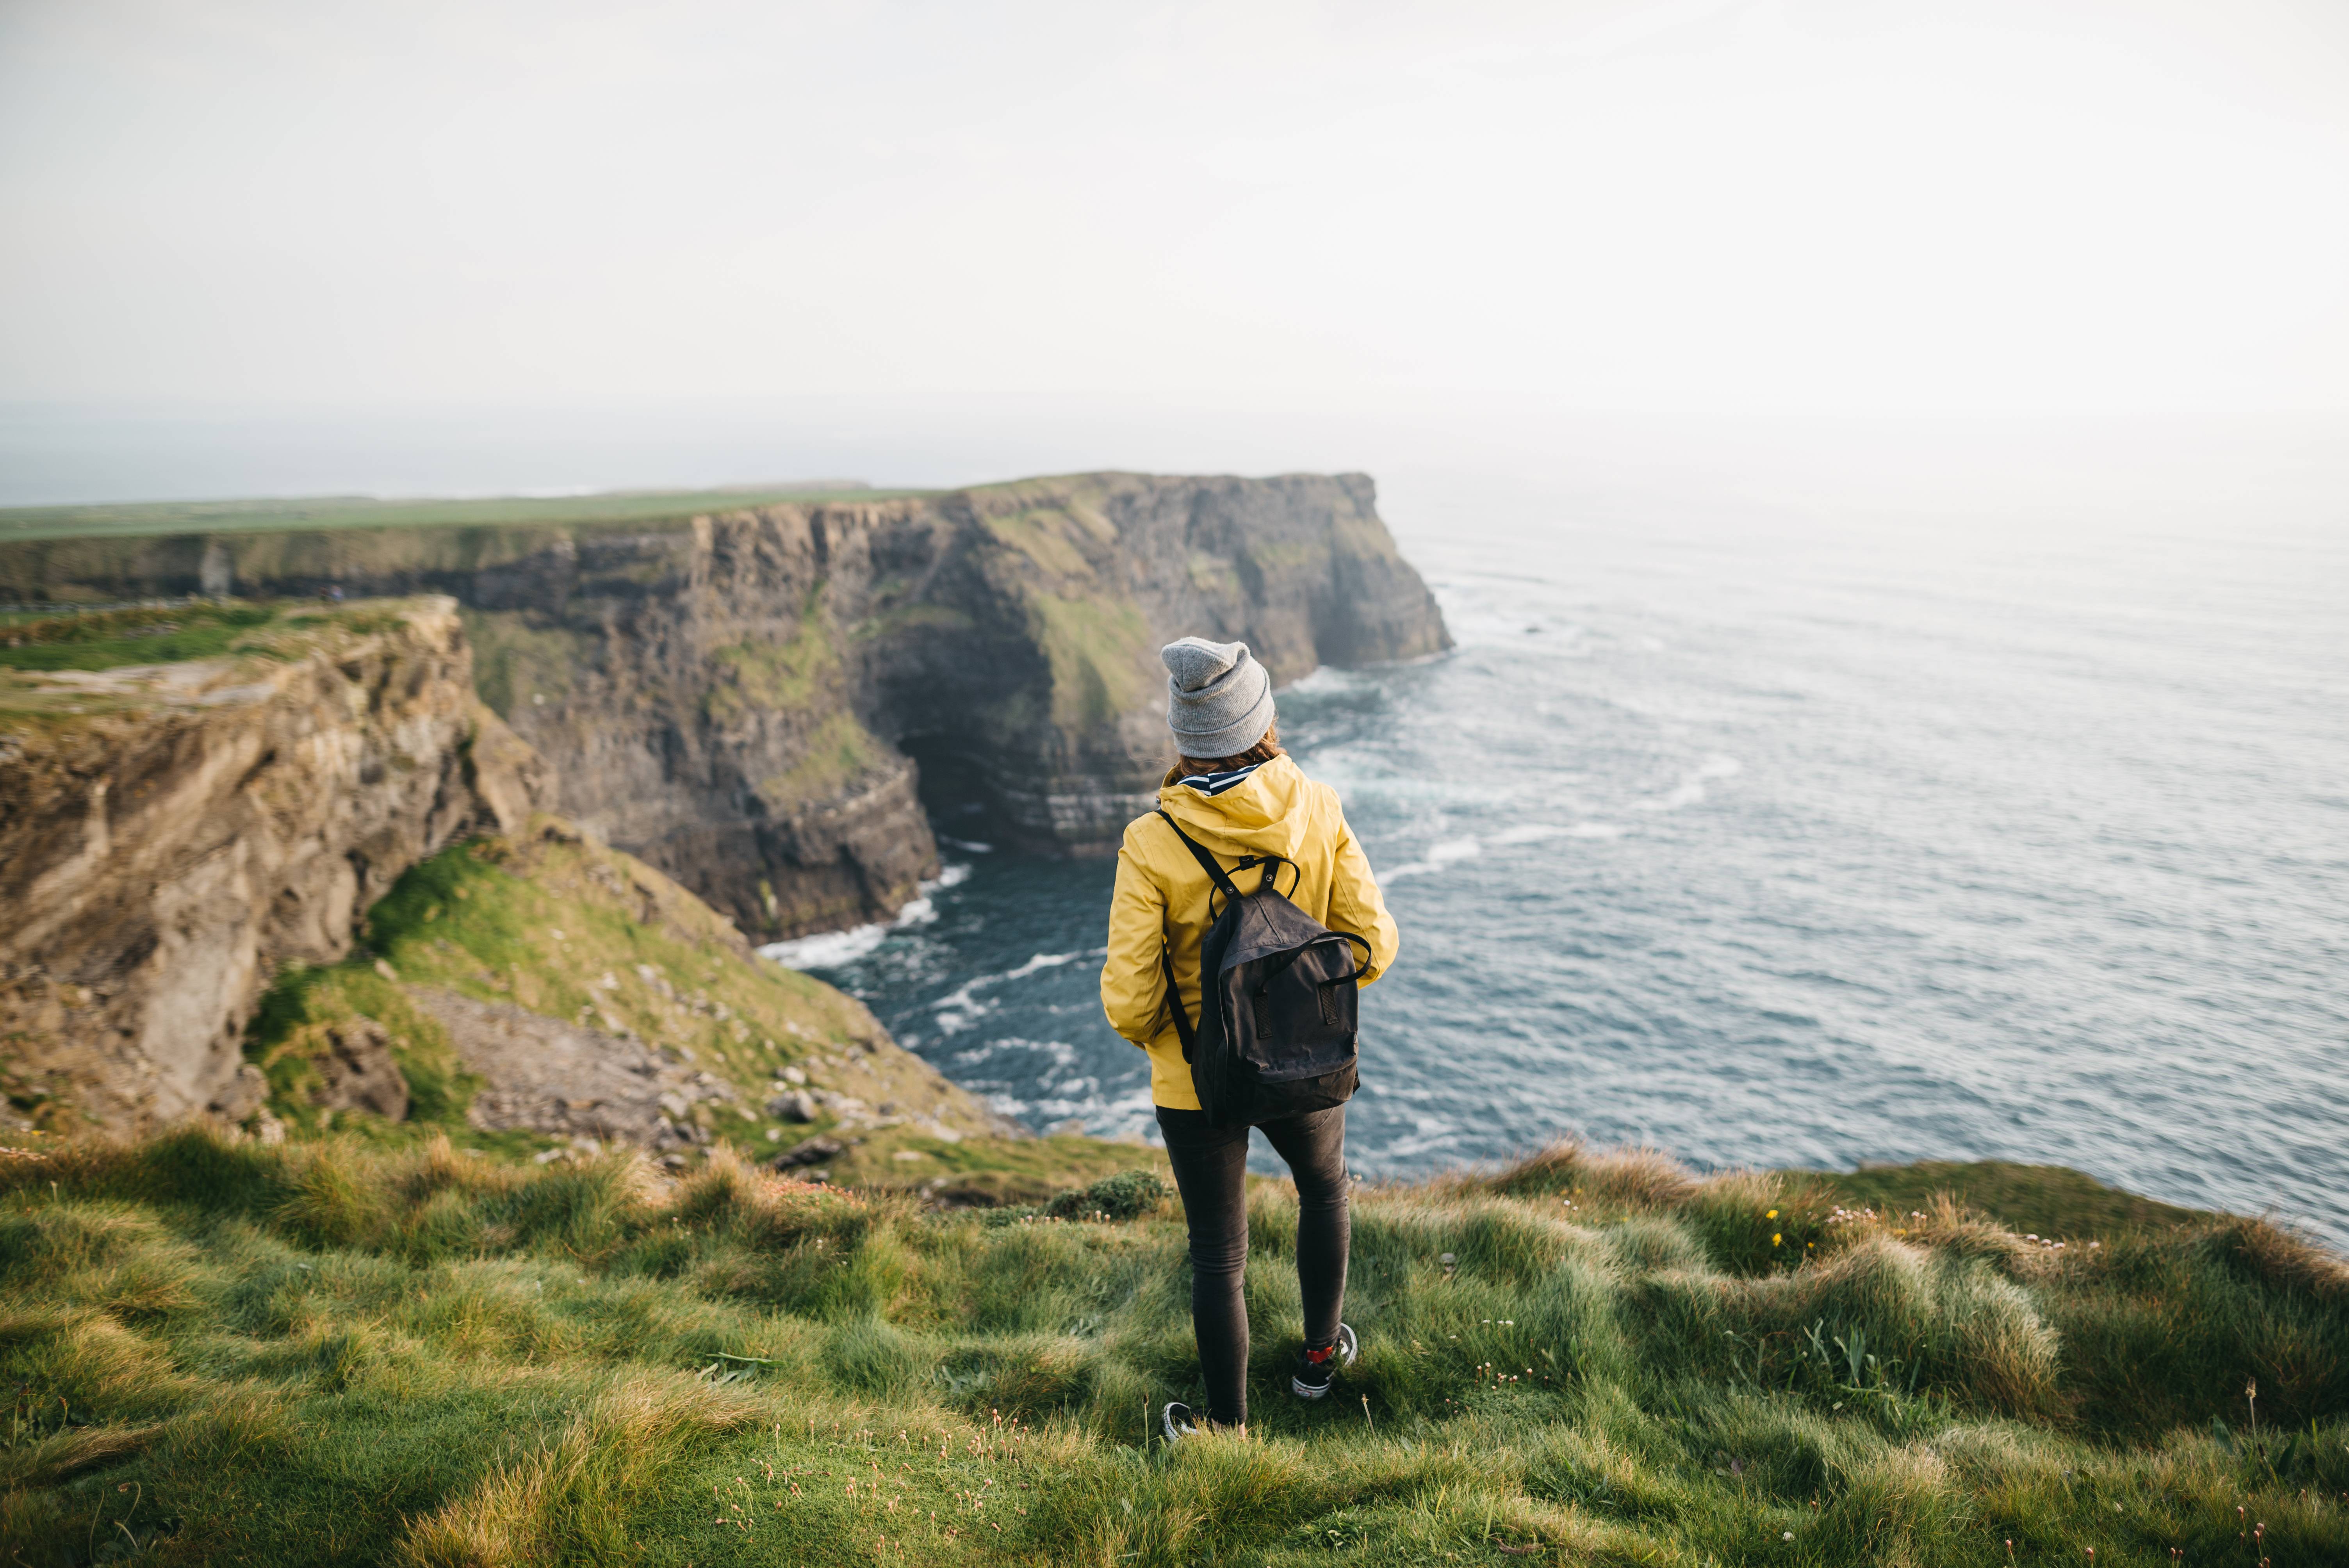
[1164,722,1285,786]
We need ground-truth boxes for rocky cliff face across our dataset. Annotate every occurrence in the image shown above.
[880,472,1453,852]
[0,598,547,1128]
[0,472,1450,939]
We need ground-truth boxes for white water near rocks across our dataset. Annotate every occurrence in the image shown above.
[776,497,2349,1246]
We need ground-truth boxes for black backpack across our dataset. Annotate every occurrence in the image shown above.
[1153,809,1371,1127]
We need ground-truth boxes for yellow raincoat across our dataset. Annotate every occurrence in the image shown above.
[1100,754,1399,1110]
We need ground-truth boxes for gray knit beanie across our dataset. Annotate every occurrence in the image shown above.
[1161,636,1274,759]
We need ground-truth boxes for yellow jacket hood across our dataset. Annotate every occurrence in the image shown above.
[1152,755,1319,864]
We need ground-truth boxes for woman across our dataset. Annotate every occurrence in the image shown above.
[1101,636,1399,1440]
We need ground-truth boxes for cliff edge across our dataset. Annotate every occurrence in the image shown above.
[0,472,1451,940]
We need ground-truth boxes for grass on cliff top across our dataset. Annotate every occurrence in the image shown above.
[0,485,925,544]
[1,1130,2344,1568]
[0,600,415,674]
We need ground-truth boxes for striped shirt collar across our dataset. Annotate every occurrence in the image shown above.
[1176,761,1263,796]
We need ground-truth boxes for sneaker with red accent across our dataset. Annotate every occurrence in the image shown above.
[1290,1322,1358,1399]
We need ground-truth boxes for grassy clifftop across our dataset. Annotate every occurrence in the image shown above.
[0,485,901,545]
[1,1128,2342,1566]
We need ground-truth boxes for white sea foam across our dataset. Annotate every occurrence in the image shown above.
[1300,748,1517,810]
[760,923,891,969]
[968,1037,1145,1129]
[1095,1085,1160,1142]
[1384,1114,1464,1160]
[1381,837,1484,881]
[947,1034,1083,1074]
[1282,664,1355,695]
[758,862,970,969]
[938,836,993,854]
[1634,754,1743,812]
[1481,821,1624,846]
[929,981,996,1034]
[997,1080,1157,1141]
[1002,950,1083,980]
[927,950,1087,1033]
[1634,783,1704,811]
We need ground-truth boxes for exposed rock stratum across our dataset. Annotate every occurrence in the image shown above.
[0,598,546,1125]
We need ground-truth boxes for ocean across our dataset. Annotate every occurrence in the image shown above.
[766,472,2349,1246]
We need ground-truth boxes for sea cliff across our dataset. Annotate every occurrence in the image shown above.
[0,599,1018,1144]
[1,472,1451,939]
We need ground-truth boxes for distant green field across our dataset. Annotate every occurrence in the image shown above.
[0,483,932,544]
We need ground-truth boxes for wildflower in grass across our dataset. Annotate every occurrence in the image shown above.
[1772,1233,1782,1246]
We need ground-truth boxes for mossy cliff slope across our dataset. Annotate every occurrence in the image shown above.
[243,814,1029,1163]
[0,473,1451,937]
[0,599,546,1129]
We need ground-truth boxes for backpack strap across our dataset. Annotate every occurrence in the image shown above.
[1152,810,1225,1066]
[1154,810,1293,905]
[1154,810,1242,898]
[1157,943,1198,1064]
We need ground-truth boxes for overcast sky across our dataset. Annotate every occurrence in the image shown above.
[4,0,2347,427]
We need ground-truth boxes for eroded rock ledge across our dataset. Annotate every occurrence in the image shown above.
[0,598,546,1126]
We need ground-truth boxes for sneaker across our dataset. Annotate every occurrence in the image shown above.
[1161,1400,1201,1444]
[1290,1322,1359,1399]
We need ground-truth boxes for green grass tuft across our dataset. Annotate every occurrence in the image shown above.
[0,1128,2342,1565]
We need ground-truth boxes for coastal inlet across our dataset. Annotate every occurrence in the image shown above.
[777,497,2349,1250]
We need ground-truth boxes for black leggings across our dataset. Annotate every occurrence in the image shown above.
[1155,1103,1350,1427]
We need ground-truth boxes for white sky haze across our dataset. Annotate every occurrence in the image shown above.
[5,0,2348,423]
